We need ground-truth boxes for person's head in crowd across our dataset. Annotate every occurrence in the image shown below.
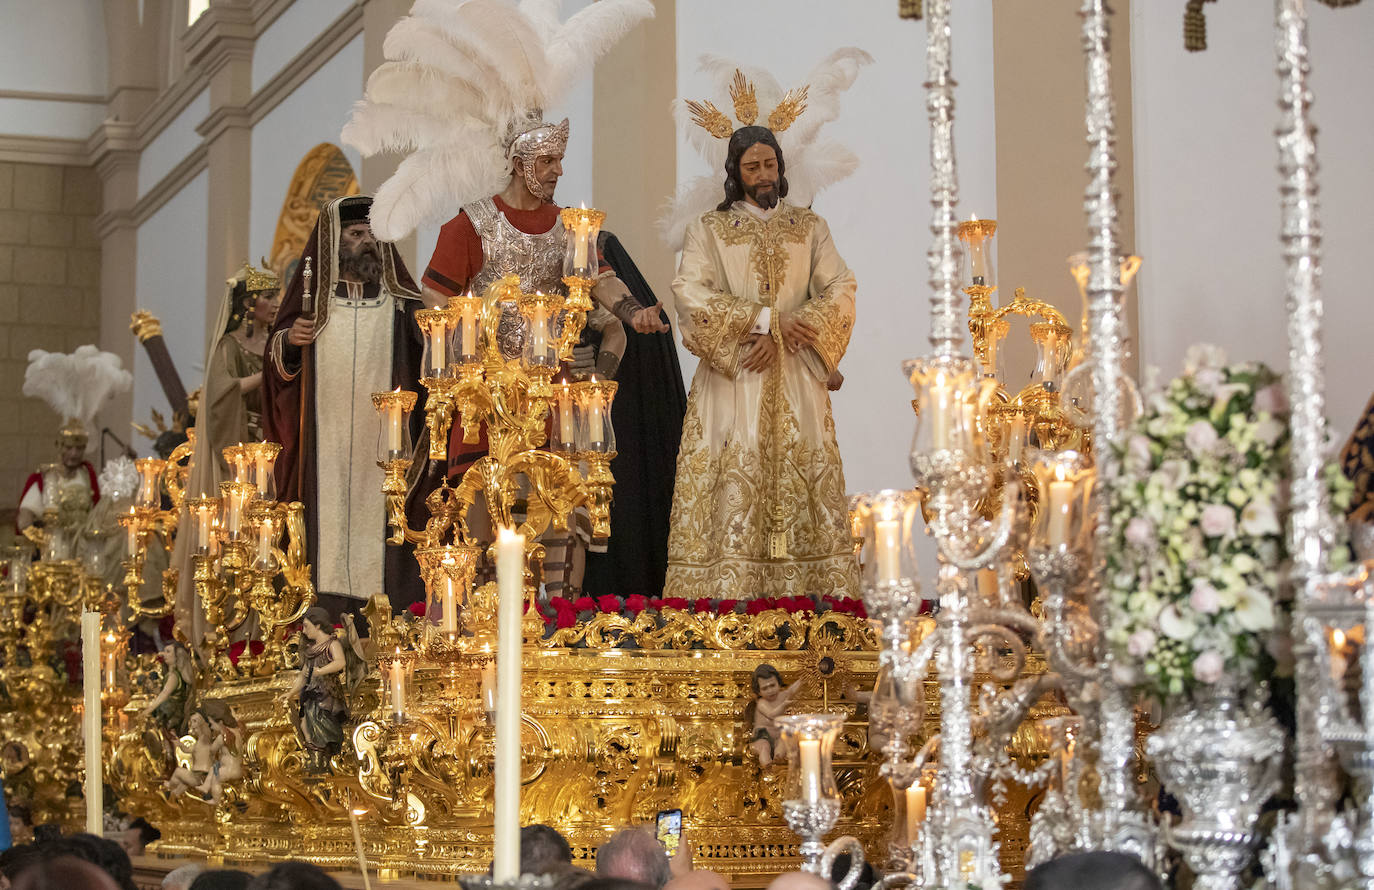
[28,828,59,846]
[595,828,670,890]
[576,879,655,890]
[765,872,832,890]
[128,818,161,854]
[827,853,873,890]
[245,861,342,890]
[188,869,253,890]
[662,870,730,890]
[0,845,42,890]
[48,834,136,890]
[11,856,119,890]
[1023,851,1162,890]
[521,824,573,876]
[163,863,206,890]
[548,865,597,890]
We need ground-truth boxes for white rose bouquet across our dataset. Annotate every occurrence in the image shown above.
[1105,344,1352,700]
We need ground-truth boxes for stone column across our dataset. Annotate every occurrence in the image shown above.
[186,0,255,343]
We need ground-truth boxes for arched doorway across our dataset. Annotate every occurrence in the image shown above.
[268,143,360,280]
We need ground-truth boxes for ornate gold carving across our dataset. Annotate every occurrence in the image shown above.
[129,310,163,342]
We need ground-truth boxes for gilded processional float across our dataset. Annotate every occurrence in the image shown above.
[3,2,1374,889]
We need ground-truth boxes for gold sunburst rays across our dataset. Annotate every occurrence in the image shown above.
[687,70,811,139]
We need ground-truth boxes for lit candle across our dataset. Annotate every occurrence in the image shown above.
[389,650,406,721]
[386,397,403,456]
[460,297,478,359]
[557,382,575,448]
[429,319,448,377]
[530,300,549,362]
[966,213,988,284]
[1330,629,1349,683]
[481,658,497,716]
[257,516,275,565]
[572,209,590,271]
[904,784,927,841]
[81,610,102,834]
[798,738,822,805]
[442,569,458,634]
[124,509,139,556]
[587,383,605,447]
[197,505,214,553]
[104,636,118,689]
[1007,412,1028,463]
[493,527,525,882]
[875,516,902,586]
[1046,467,1074,546]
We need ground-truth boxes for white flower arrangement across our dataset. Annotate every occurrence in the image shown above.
[1106,344,1352,700]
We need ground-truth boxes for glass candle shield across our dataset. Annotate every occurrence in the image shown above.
[777,713,844,814]
[416,308,452,379]
[423,545,480,637]
[1029,323,1072,392]
[574,379,617,453]
[186,497,220,555]
[222,445,251,485]
[519,292,562,370]
[1026,449,1096,550]
[134,458,166,509]
[550,380,578,453]
[249,507,280,573]
[852,490,923,622]
[372,390,417,463]
[242,441,280,502]
[217,481,254,542]
[381,650,414,722]
[449,293,484,366]
[956,217,998,288]
[561,207,605,280]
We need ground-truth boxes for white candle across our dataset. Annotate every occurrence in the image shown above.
[442,572,458,633]
[460,300,478,359]
[257,518,274,564]
[387,401,403,456]
[348,802,373,890]
[929,382,951,450]
[255,454,271,497]
[429,321,448,376]
[966,214,988,283]
[798,738,822,805]
[875,518,902,585]
[493,527,525,882]
[389,651,405,721]
[197,507,214,553]
[530,301,548,361]
[1331,629,1349,683]
[587,387,605,446]
[1007,412,1028,463]
[1046,478,1074,546]
[81,610,102,834]
[904,784,927,841]
[124,510,139,556]
[572,217,590,271]
[557,383,575,447]
[104,641,117,689]
[481,659,498,716]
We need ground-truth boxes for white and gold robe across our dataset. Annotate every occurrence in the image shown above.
[666,201,859,601]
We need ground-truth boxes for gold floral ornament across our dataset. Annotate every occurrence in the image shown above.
[687,70,812,140]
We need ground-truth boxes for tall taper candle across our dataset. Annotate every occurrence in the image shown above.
[81,610,102,834]
[494,527,525,881]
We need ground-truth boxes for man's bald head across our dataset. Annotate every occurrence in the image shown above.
[765,872,831,890]
[663,871,730,890]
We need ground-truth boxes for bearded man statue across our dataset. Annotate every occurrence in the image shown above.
[263,196,427,616]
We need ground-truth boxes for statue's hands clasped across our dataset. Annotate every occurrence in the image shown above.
[779,310,819,354]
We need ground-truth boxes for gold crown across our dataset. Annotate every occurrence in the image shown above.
[686,70,810,140]
[241,258,279,294]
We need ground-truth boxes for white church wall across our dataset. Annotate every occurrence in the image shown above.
[673,1,998,496]
[249,35,365,262]
[138,89,209,199]
[0,0,107,141]
[254,0,351,92]
[133,170,210,447]
[1131,2,1374,440]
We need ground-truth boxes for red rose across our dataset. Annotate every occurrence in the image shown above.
[663,597,690,611]
[407,601,427,618]
[597,595,622,614]
[549,596,573,611]
[624,594,649,615]
[554,602,578,629]
[648,598,664,610]
[573,596,596,612]
[715,599,739,616]
[746,599,771,616]
[694,598,713,613]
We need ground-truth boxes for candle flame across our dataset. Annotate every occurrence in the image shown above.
[1333,628,1347,648]
[352,807,369,817]
[970,213,979,221]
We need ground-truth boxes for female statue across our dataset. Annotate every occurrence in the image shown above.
[280,607,349,774]
[141,642,195,736]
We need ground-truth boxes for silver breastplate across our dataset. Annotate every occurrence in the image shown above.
[465,198,567,297]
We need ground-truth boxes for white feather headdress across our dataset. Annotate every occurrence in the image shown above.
[22,345,133,437]
[660,48,872,252]
[342,0,654,242]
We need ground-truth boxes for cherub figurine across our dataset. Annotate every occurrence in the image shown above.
[279,607,364,775]
[194,701,242,805]
[141,642,195,736]
[744,664,803,768]
[163,711,213,798]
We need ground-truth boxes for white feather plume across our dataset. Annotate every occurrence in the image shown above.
[661,48,871,252]
[346,0,654,241]
[22,345,133,431]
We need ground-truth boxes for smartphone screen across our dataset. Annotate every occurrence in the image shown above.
[655,808,682,857]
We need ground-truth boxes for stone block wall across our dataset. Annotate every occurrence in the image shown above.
[0,161,103,529]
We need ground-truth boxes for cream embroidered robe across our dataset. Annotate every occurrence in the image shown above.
[665,201,859,601]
